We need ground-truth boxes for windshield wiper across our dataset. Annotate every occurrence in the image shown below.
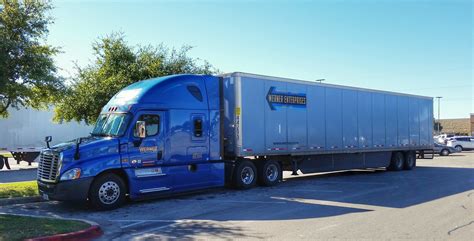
[90,133,111,137]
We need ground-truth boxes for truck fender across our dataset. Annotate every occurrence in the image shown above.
[92,168,131,194]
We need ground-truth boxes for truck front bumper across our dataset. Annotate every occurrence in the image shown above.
[38,177,93,202]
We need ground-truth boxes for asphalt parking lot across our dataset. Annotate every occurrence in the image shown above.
[0,158,37,183]
[1,152,473,240]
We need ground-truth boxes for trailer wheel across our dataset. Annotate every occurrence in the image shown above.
[233,160,257,189]
[257,160,281,186]
[403,151,416,170]
[388,152,404,171]
[89,173,126,210]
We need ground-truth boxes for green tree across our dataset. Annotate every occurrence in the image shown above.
[0,0,63,117]
[54,34,217,124]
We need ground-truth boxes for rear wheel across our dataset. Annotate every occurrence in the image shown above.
[233,160,257,189]
[89,173,126,210]
[455,145,463,152]
[403,151,416,170]
[440,149,449,156]
[388,152,404,171]
[257,160,281,186]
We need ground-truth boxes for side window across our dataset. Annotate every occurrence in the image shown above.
[134,114,160,137]
[194,118,203,137]
[187,85,203,102]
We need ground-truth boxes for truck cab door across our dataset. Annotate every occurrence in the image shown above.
[127,111,172,196]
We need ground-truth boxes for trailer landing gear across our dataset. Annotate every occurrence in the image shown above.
[291,159,299,176]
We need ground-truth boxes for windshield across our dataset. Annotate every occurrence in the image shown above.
[91,113,131,137]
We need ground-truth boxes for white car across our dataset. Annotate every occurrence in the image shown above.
[446,136,474,152]
[436,134,455,144]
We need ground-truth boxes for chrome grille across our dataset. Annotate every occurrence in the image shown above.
[37,150,60,183]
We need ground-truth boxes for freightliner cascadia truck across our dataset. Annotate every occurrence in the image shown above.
[37,73,433,210]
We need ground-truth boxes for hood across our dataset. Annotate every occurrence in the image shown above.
[51,137,120,163]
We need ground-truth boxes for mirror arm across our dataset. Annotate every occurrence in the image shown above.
[74,138,82,160]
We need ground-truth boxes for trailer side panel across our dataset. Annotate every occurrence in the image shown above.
[223,73,433,157]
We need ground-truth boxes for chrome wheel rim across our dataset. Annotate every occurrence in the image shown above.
[98,181,120,204]
[266,164,278,182]
[241,166,254,185]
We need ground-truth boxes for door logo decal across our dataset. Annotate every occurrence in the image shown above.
[139,146,158,153]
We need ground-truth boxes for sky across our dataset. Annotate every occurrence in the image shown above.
[47,0,472,119]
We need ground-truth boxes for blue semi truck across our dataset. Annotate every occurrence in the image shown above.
[37,72,433,210]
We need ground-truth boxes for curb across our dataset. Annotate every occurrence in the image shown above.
[25,225,103,241]
[0,196,43,206]
[0,213,103,241]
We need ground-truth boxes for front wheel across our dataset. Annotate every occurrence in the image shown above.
[455,145,463,152]
[440,149,449,156]
[89,173,126,210]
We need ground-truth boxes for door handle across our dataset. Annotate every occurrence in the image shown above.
[157,150,163,160]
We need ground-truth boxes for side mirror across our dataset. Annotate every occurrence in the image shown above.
[135,121,146,138]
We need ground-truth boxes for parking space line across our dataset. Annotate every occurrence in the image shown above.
[285,189,343,193]
[209,200,287,204]
[315,224,339,231]
[273,197,393,211]
[116,219,258,237]
[112,219,177,223]
[177,199,288,204]
[110,219,258,223]
[313,181,388,185]
[120,221,147,229]
[128,222,177,237]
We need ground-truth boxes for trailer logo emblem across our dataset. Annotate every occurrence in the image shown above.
[266,87,306,110]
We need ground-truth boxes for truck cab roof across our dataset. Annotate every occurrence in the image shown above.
[101,74,220,114]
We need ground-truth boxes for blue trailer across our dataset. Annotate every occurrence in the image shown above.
[37,72,433,209]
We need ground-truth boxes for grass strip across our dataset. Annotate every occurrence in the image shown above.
[0,214,90,241]
[0,181,38,198]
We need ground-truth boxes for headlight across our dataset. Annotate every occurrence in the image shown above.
[60,168,81,181]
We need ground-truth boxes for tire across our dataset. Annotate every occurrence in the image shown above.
[257,160,281,186]
[454,145,463,152]
[403,151,416,170]
[440,149,449,156]
[89,173,126,210]
[233,160,257,189]
[388,152,404,171]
